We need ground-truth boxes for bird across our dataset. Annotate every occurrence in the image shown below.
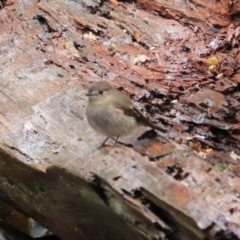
[86,81,167,145]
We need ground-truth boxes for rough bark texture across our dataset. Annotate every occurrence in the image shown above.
[0,0,239,239]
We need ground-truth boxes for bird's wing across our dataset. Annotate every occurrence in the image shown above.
[110,90,167,133]
[109,90,133,113]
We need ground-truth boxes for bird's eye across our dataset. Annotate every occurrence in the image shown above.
[99,90,104,94]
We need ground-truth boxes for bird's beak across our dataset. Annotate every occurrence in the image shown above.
[86,93,90,96]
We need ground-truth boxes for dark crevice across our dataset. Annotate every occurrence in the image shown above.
[91,176,110,206]
[134,189,199,240]
[149,151,172,162]
[215,230,239,240]
[165,164,190,181]
[32,14,56,33]
[0,0,8,8]
[137,129,158,141]
[222,82,240,95]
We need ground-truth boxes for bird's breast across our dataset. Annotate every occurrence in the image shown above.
[86,104,137,137]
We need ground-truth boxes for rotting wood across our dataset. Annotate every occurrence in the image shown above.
[0,0,239,239]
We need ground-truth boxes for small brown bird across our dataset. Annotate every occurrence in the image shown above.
[86,81,167,145]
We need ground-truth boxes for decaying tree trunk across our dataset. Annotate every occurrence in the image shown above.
[0,0,239,239]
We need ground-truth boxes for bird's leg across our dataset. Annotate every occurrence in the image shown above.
[101,137,109,146]
[101,137,120,147]
[113,136,119,146]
